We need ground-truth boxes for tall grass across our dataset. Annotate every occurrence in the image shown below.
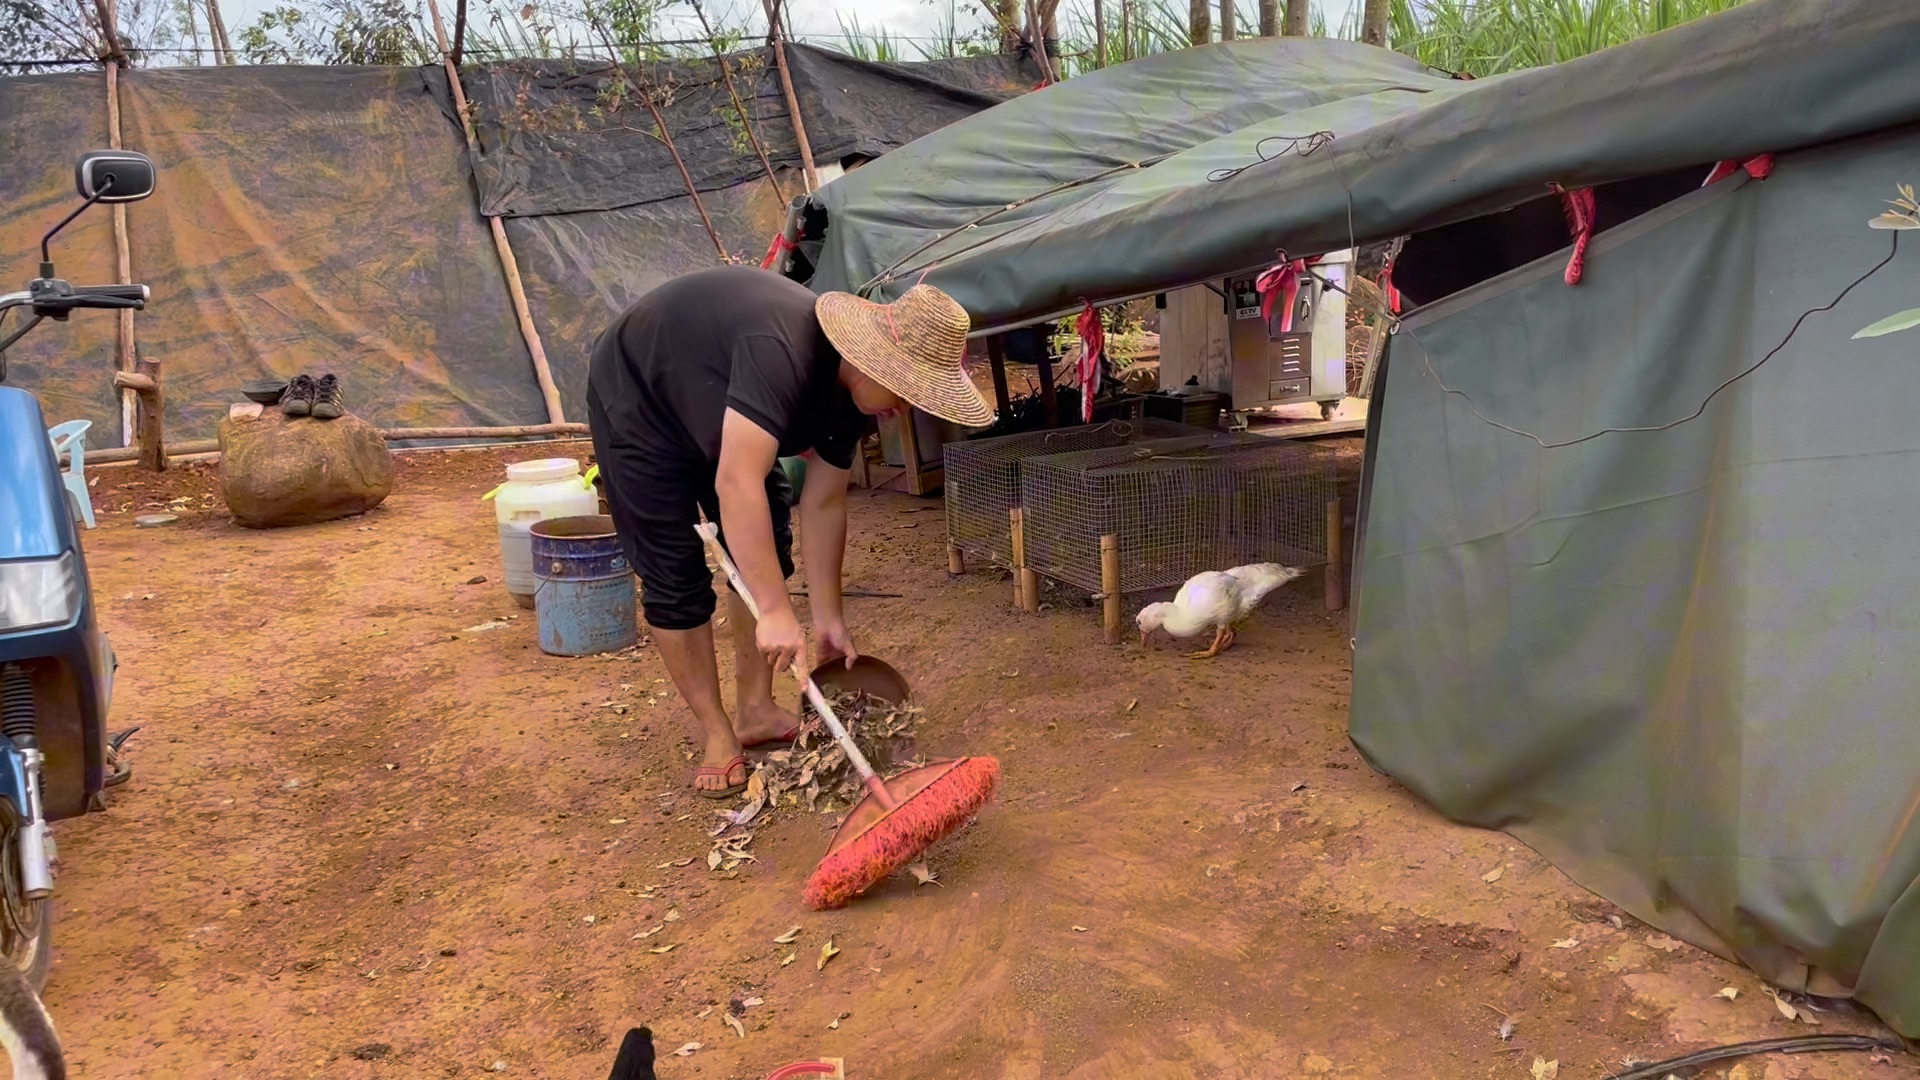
[1389,0,1753,77]
[863,0,1759,77]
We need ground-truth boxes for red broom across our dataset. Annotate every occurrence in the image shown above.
[695,524,1000,909]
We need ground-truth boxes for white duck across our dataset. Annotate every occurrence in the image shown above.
[1136,562,1304,658]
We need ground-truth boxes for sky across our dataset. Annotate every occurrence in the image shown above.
[198,0,1363,58]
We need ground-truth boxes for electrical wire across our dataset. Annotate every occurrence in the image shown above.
[1605,1034,1906,1080]
[1205,130,1334,183]
[1301,142,1906,452]
[1327,230,1902,450]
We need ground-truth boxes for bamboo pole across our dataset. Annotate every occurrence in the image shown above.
[103,54,138,449]
[423,0,566,427]
[1218,0,1234,40]
[690,0,785,208]
[1257,0,1275,36]
[87,423,594,465]
[1092,0,1106,66]
[1324,497,1345,612]
[1119,0,1131,60]
[1010,507,1033,611]
[382,423,590,439]
[762,0,820,193]
[116,356,165,470]
[204,0,234,63]
[1100,533,1121,644]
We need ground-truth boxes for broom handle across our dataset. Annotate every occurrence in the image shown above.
[694,523,893,805]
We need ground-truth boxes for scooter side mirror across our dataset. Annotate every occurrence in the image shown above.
[74,151,156,204]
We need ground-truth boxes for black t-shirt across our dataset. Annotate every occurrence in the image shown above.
[586,266,872,470]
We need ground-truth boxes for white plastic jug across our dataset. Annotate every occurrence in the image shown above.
[485,458,600,609]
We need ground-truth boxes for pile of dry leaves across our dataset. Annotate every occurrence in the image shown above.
[702,690,922,873]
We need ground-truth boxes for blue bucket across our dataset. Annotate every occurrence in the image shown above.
[530,515,639,657]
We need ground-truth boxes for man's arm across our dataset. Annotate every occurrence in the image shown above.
[717,408,804,672]
[797,453,855,666]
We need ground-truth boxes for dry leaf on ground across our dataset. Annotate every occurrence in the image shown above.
[1530,1057,1558,1080]
[673,1043,701,1057]
[1550,938,1579,949]
[1482,865,1505,884]
[1645,933,1684,952]
[818,940,840,971]
[1716,987,1740,1001]
[907,863,940,887]
[780,952,797,967]
[723,1013,745,1039]
[774,926,802,944]
[631,924,664,940]
[649,944,677,954]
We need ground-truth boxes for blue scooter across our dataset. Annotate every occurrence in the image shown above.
[0,148,157,991]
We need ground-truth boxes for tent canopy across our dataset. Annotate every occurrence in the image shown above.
[797,0,1920,333]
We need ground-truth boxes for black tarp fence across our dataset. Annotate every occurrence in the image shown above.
[0,46,1038,442]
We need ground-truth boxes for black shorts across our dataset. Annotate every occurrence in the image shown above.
[589,397,795,632]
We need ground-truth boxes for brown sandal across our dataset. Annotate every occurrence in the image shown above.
[694,754,749,800]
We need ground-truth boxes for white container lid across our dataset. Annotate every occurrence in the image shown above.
[505,458,581,484]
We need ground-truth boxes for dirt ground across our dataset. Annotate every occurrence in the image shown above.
[43,443,1917,1079]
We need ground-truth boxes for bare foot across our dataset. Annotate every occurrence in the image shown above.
[694,737,748,797]
[734,699,802,748]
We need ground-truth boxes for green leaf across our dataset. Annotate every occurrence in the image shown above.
[1853,307,1920,340]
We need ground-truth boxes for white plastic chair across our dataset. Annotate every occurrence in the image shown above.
[47,420,95,530]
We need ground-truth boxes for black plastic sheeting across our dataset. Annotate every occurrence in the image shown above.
[121,66,550,434]
[0,71,123,439]
[439,44,1039,218]
[0,50,1029,443]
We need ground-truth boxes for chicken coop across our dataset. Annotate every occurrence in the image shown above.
[1016,435,1342,641]
[942,418,1210,606]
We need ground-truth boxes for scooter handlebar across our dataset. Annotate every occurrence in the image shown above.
[74,283,149,301]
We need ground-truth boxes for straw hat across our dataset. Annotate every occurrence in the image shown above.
[816,285,995,429]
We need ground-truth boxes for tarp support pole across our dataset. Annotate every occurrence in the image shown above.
[100,0,139,450]
[763,0,821,193]
[424,0,567,427]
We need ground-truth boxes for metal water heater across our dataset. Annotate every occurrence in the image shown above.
[1225,248,1352,421]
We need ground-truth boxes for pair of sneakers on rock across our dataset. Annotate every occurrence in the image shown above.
[281,373,345,419]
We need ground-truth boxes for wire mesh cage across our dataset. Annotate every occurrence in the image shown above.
[943,418,1205,570]
[1019,435,1340,597]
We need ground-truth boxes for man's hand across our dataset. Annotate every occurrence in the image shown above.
[815,617,858,670]
[756,606,806,674]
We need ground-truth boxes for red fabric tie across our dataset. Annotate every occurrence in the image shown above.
[1075,301,1105,423]
[759,232,796,270]
[1255,255,1320,332]
[1703,153,1776,186]
[1552,185,1597,286]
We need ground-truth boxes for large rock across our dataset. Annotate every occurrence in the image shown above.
[219,404,392,528]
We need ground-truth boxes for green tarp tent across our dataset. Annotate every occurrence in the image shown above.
[797,0,1920,332]
[793,0,1920,1037]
